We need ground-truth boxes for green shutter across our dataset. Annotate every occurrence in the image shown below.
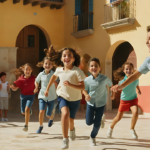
[75,0,81,15]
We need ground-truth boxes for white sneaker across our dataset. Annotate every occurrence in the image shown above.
[130,129,138,139]
[61,138,69,149]
[4,118,8,121]
[1,118,4,121]
[90,137,96,146]
[107,126,113,138]
[100,114,105,128]
[69,128,76,141]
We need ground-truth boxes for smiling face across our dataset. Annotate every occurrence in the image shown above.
[146,31,150,52]
[89,61,101,78]
[61,50,75,68]
[1,75,6,82]
[123,64,133,77]
[24,65,32,78]
[43,59,53,72]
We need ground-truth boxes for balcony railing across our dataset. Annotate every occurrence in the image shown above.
[104,0,135,23]
[73,11,93,33]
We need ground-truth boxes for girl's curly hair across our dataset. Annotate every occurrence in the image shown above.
[113,62,134,81]
[46,46,80,67]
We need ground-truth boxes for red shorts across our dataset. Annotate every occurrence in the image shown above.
[81,94,86,105]
[118,98,138,112]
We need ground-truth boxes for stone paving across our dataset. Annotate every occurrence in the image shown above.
[0,110,150,150]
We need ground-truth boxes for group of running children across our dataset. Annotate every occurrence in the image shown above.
[1,25,150,149]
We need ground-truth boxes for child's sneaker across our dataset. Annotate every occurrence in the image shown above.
[61,138,69,149]
[100,114,105,128]
[90,137,96,146]
[4,118,8,121]
[107,126,113,138]
[23,125,28,132]
[69,128,76,141]
[1,118,4,121]
[36,126,43,133]
[48,120,53,127]
[130,129,138,139]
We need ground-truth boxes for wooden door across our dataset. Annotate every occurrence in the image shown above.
[16,25,39,76]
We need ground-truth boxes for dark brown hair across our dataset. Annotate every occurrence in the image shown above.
[113,62,134,81]
[0,72,6,78]
[47,46,80,67]
[88,57,101,67]
[147,25,150,32]
[10,63,33,76]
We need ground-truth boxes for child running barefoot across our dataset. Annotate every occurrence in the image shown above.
[34,56,57,133]
[82,58,113,146]
[44,47,85,149]
[107,62,141,139]
[0,72,10,121]
[10,63,35,132]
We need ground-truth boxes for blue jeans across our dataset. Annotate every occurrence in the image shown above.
[86,104,105,138]
[39,99,55,117]
[20,94,35,113]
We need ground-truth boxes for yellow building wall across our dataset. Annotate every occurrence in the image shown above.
[63,0,111,74]
[0,0,64,49]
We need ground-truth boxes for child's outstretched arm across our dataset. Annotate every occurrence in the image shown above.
[63,81,85,90]
[111,71,142,91]
[45,75,57,97]
[34,81,39,94]
[10,83,19,91]
[82,90,91,101]
[136,85,141,95]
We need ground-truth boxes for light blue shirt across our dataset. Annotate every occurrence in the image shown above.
[138,57,150,74]
[119,76,139,101]
[84,73,112,107]
[36,70,57,102]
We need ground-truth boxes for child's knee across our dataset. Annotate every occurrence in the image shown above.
[40,110,45,114]
[62,111,69,118]
[25,107,30,112]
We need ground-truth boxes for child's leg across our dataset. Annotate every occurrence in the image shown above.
[25,106,30,126]
[130,105,138,129]
[90,105,105,138]
[0,109,2,118]
[39,110,45,126]
[86,104,95,126]
[61,106,70,138]
[4,110,8,118]
[46,100,55,120]
[110,111,124,129]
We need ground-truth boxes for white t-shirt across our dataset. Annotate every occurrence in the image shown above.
[54,66,86,101]
[0,81,8,97]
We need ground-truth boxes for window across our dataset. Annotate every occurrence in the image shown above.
[74,0,93,31]
[28,35,34,47]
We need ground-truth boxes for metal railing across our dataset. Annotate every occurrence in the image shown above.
[46,0,63,2]
[104,0,136,23]
[73,11,93,32]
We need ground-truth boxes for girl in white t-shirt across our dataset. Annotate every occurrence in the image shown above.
[44,46,85,149]
[0,72,9,121]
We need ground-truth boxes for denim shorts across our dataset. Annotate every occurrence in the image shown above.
[20,94,35,113]
[39,99,55,117]
[58,97,80,119]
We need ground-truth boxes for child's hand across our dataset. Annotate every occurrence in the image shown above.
[138,90,141,95]
[111,85,118,92]
[85,95,91,101]
[44,90,49,97]
[10,84,15,89]
[34,88,38,94]
[63,81,71,87]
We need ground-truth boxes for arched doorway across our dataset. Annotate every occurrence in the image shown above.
[16,25,48,75]
[112,42,137,109]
